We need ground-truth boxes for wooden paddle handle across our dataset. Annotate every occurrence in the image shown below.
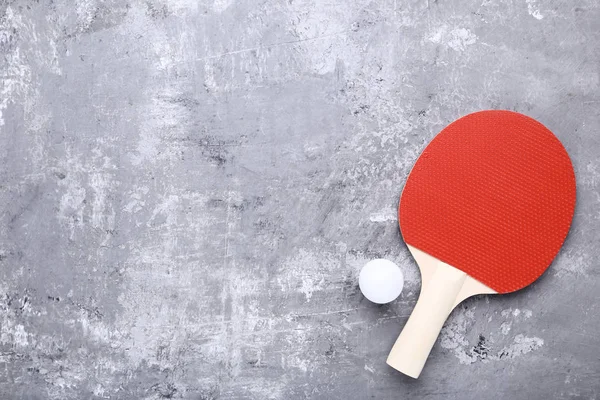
[387,261,467,378]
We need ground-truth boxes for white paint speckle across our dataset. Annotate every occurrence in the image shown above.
[369,210,396,222]
[287,353,310,373]
[428,27,444,44]
[7,323,28,347]
[441,307,543,364]
[554,247,591,277]
[499,334,544,358]
[526,0,544,20]
[447,28,478,52]
[299,276,325,301]
[440,309,477,364]
[93,384,109,399]
[427,26,477,52]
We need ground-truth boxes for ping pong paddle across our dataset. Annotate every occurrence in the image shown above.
[387,110,576,378]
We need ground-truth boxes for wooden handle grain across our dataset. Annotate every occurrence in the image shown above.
[386,261,467,378]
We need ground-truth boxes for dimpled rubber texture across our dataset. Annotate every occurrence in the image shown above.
[399,110,576,294]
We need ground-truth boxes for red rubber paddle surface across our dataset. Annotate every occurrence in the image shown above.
[399,110,576,293]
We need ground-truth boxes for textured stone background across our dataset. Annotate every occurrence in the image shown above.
[1,0,599,399]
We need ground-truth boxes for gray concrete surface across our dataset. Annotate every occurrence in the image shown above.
[1,0,599,399]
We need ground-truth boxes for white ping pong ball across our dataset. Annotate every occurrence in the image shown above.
[359,259,404,304]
